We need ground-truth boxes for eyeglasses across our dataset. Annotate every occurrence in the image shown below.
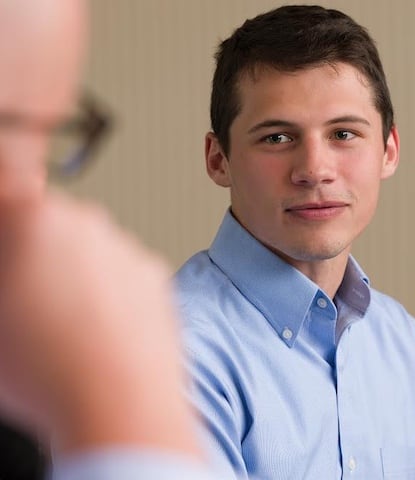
[49,92,112,179]
[0,90,112,180]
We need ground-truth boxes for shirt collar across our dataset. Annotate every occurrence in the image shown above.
[208,210,371,346]
[336,256,370,315]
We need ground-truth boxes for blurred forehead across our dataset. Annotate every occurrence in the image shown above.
[0,0,87,119]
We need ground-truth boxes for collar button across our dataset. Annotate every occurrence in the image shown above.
[282,327,293,340]
[317,297,328,309]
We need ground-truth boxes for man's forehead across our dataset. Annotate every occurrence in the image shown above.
[0,0,86,119]
[235,62,376,109]
[0,0,86,69]
[231,62,382,133]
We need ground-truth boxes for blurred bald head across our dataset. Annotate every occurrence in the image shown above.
[0,0,87,118]
[0,0,87,206]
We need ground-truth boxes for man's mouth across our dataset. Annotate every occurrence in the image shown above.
[285,201,349,220]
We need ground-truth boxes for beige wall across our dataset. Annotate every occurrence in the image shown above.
[69,0,415,313]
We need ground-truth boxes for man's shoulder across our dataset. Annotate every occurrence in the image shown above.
[174,250,245,349]
[368,286,415,326]
[175,250,231,300]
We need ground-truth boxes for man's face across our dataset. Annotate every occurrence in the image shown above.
[206,63,399,270]
[0,0,85,207]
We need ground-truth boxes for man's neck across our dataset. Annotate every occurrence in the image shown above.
[276,250,350,299]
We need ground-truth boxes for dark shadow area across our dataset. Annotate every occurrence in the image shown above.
[0,421,47,480]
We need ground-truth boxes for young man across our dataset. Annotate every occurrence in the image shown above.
[0,1,214,479]
[176,5,415,479]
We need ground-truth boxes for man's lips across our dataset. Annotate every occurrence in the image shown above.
[285,201,349,220]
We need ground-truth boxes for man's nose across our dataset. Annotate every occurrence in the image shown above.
[290,137,337,187]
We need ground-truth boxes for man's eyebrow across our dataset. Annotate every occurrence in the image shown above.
[247,119,297,134]
[325,115,371,127]
[247,115,371,134]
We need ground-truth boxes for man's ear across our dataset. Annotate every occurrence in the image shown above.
[381,125,400,179]
[205,132,231,187]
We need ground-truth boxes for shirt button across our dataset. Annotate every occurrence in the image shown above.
[348,456,357,472]
[317,297,327,309]
[282,328,293,340]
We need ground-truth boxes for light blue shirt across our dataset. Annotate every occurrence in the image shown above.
[49,450,216,480]
[176,210,415,479]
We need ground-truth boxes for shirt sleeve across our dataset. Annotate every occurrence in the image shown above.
[183,330,248,480]
[48,449,217,480]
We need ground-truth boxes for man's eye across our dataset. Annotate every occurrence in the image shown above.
[334,130,355,141]
[264,133,292,144]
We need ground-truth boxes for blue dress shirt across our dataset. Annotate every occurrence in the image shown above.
[176,211,415,479]
[49,450,216,480]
